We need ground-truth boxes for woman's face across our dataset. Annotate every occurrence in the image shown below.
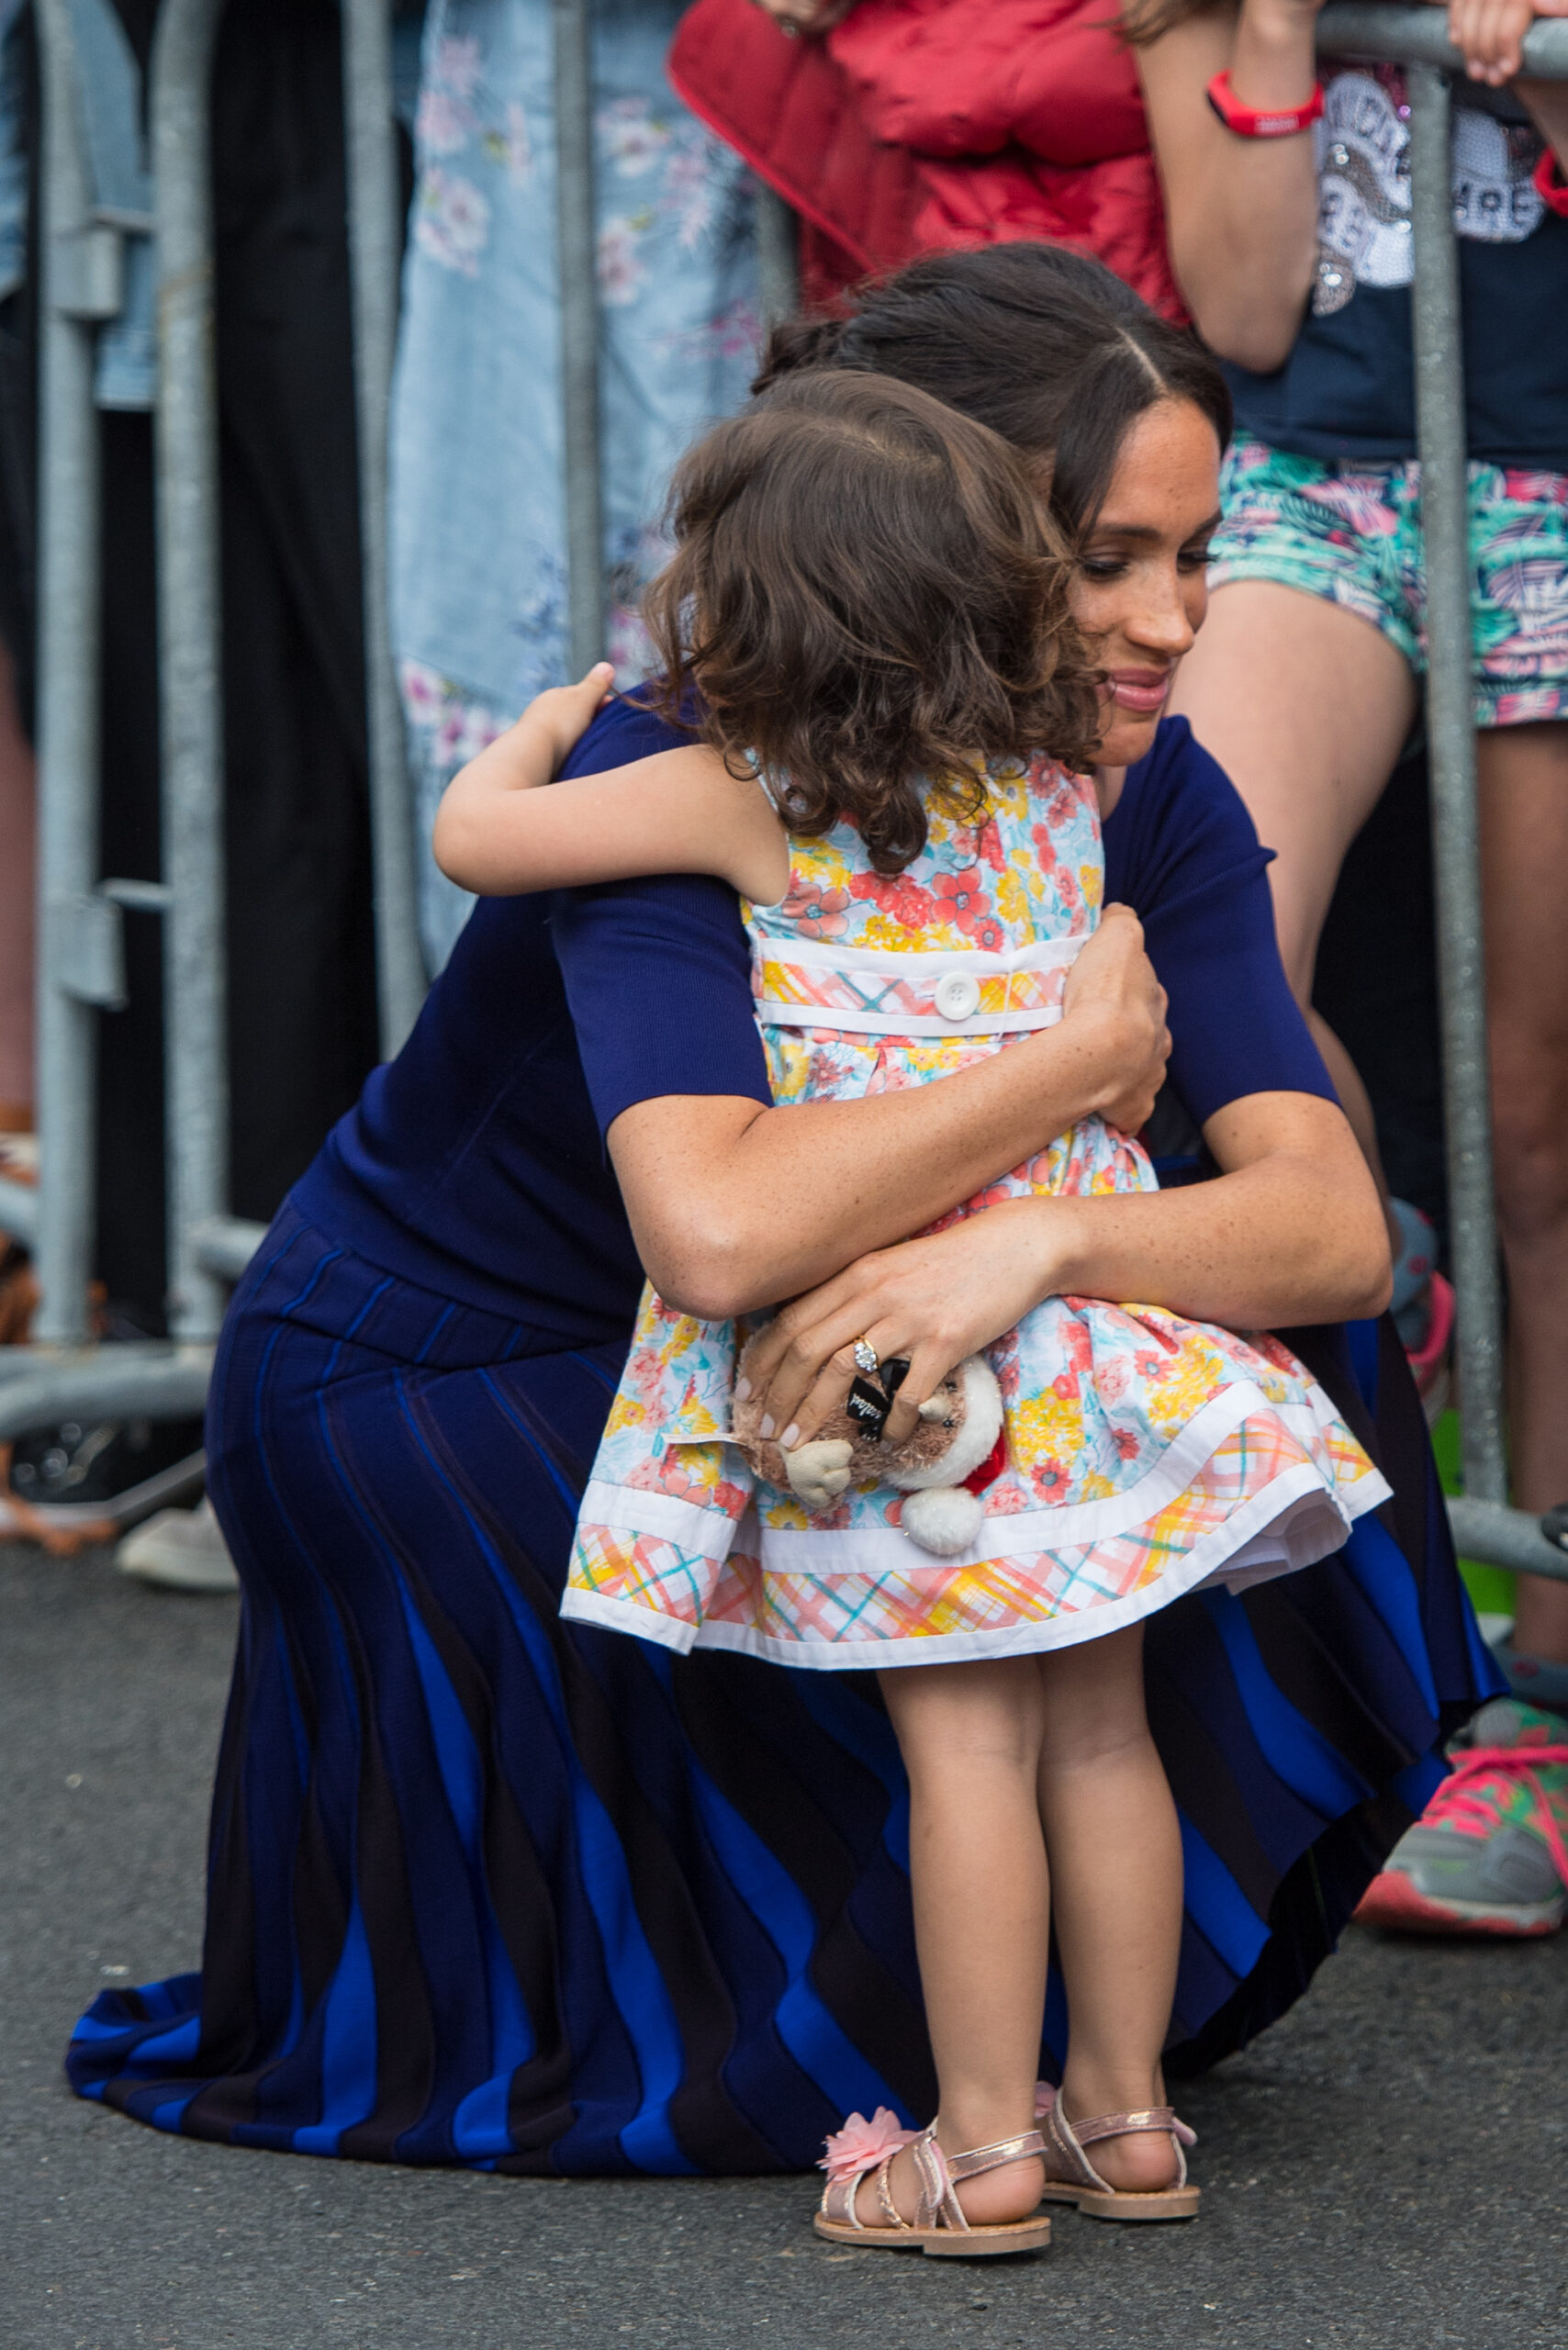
[1068,397,1222,771]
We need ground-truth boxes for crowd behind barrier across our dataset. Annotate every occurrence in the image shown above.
[1,0,1565,1591]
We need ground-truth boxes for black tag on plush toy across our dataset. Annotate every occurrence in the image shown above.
[846,1378,890,1436]
[846,1357,911,1443]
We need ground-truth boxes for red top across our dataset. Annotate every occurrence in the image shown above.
[668,0,1183,320]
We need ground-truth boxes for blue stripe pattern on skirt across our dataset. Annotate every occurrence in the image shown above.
[66,1203,1500,2170]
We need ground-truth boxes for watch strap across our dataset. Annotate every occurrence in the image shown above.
[1205,68,1325,139]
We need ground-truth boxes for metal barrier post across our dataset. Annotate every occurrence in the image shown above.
[1317,5,1568,1578]
[756,183,800,327]
[151,0,229,1346]
[32,0,104,1344]
[1405,61,1507,1507]
[342,0,427,1059]
[554,0,604,677]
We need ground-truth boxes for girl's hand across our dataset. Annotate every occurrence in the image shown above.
[1060,904,1171,1135]
[519,662,615,774]
[1445,0,1568,84]
[736,1201,1065,1454]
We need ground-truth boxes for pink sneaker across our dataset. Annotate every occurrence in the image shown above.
[1356,1700,1568,1937]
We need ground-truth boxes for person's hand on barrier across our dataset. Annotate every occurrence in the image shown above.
[1059,903,1171,1136]
[1443,0,1568,85]
[734,1200,1067,1454]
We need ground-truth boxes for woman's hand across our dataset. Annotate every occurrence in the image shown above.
[736,1201,1061,1452]
[1060,904,1170,1134]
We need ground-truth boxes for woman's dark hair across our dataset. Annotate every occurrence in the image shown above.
[643,371,1102,875]
[755,242,1231,546]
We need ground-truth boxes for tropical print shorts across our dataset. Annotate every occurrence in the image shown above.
[1210,437,1568,728]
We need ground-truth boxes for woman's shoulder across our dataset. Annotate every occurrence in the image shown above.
[1106,716,1268,912]
[560,684,694,780]
[1125,713,1248,814]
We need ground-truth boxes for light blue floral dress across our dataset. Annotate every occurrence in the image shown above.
[390,0,762,968]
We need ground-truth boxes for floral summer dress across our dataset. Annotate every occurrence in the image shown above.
[561,756,1390,1670]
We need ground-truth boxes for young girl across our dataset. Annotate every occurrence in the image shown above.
[433,369,1390,2251]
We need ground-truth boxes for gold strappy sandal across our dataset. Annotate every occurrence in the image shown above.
[814,2108,1053,2257]
[1034,2083,1200,2221]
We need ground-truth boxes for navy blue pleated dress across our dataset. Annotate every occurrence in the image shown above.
[67,714,1501,2171]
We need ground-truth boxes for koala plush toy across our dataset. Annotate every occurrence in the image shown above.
[731,1334,1005,1558]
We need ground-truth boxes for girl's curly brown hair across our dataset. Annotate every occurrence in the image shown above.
[643,372,1103,875]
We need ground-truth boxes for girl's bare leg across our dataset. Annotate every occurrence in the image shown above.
[1478,720,1568,1662]
[1036,1623,1185,2193]
[1170,580,1419,1225]
[871,1658,1051,2227]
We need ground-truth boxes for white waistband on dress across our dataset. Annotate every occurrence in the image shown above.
[751,932,1089,1036]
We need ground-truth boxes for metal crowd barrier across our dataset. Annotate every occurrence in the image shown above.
[1,0,422,1438]
[6,0,1567,1591]
[1316,5,1568,1580]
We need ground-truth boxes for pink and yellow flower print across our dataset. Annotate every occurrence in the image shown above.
[780,880,852,941]
[563,755,1390,1668]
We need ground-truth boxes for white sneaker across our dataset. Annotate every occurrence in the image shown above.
[115,1499,239,1593]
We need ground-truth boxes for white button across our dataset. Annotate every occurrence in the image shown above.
[934,971,981,1022]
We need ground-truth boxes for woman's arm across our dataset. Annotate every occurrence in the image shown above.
[1133,0,1326,370]
[431,666,789,903]
[738,1089,1392,1447]
[606,904,1172,1319]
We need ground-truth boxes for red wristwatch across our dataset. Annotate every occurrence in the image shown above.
[1205,68,1325,139]
[1534,148,1568,218]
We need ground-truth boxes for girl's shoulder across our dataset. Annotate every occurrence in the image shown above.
[982,753,1101,848]
[1017,752,1098,818]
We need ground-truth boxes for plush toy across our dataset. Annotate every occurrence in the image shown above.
[731,1334,1006,1558]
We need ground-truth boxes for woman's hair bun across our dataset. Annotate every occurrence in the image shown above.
[749,243,1231,544]
[751,313,848,396]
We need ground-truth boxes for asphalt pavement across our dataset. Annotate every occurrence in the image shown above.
[5,1536,1565,2350]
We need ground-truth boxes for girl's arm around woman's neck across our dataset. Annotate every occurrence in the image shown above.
[432,666,790,905]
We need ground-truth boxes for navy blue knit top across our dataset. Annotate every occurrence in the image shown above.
[291,707,1333,1351]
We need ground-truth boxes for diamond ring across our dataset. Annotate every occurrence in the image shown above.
[852,1337,879,1376]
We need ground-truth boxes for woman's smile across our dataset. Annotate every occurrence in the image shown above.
[1071,397,1223,769]
[1105,666,1175,715]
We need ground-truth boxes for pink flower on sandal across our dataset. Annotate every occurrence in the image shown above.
[818,2108,919,2180]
